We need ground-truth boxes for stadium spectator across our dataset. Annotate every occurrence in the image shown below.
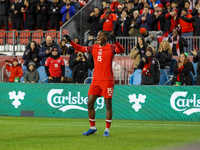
[127,0,138,18]
[59,0,67,8]
[140,27,163,51]
[139,2,154,15]
[116,10,130,36]
[35,0,48,30]
[163,2,171,14]
[152,4,166,32]
[155,41,172,75]
[39,36,62,66]
[100,5,117,34]
[67,37,80,69]
[0,0,10,30]
[116,4,123,18]
[6,57,23,82]
[87,7,102,37]
[45,47,65,83]
[49,0,61,31]
[168,27,188,56]
[149,0,161,10]
[191,2,200,16]
[129,10,140,37]
[191,49,200,85]
[130,36,156,70]
[137,47,160,85]
[8,0,23,30]
[110,0,121,12]
[70,0,81,12]
[171,53,192,85]
[136,6,153,31]
[60,0,76,23]
[24,62,40,83]
[58,39,68,55]
[179,8,193,52]
[137,0,146,11]
[69,51,93,83]
[184,1,192,14]
[21,0,35,30]
[22,41,41,68]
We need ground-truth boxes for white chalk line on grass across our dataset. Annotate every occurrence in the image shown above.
[0,120,200,127]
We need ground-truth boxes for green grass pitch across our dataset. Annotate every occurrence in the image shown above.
[0,116,200,150]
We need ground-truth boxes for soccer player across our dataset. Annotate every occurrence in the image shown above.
[64,31,124,137]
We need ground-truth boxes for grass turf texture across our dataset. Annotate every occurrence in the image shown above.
[0,116,200,150]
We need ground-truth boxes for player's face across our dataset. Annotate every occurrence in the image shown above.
[97,32,107,46]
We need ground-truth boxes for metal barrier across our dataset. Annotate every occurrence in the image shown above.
[119,67,127,85]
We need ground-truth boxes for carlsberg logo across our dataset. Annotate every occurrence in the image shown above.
[47,89,104,112]
[170,92,200,115]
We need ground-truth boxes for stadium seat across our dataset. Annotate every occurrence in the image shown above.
[65,66,72,77]
[169,59,177,75]
[190,71,195,85]
[37,66,48,83]
[20,66,27,83]
[129,69,142,85]
[192,62,198,76]
[7,29,18,45]
[158,69,169,85]
[8,22,12,30]
[32,30,44,45]
[0,29,6,45]
[45,29,57,41]
[84,69,93,84]
[19,30,31,45]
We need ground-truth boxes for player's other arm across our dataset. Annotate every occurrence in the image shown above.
[109,34,124,54]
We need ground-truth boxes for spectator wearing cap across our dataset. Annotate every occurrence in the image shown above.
[116,4,123,18]
[24,62,40,83]
[87,7,102,37]
[116,10,130,36]
[140,27,163,50]
[149,0,161,10]
[130,36,156,70]
[179,7,193,52]
[137,47,160,85]
[39,36,62,66]
[171,53,192,85]
[139,2,154,15]
[99,5,117,34]
[60,0,76,23]
[6,57,23,82]
[165,8,179,37]
[168,27,188,56]
[45,47,65,83]
[127,0,139,18]
[163,2,171,14]
[129,10,140,36]
[152,4,166,32]
[136,6,153,31]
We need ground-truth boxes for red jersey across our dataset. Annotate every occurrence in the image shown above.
[179,14,193,33]
[6,64,23,82]
[70,41,124,82]
[100,13,117,32]
[45,57,65,77]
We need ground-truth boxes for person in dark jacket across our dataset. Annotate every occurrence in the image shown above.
[87,7,102,37]
[136,6,153,31]
[129,10,140,37]
[69,51,93,83]
[49,0,61,30]
[21,0,35,30]
[0,0,10,30]
[8,0,23,30]
[155,41,172,75]
[172,53,192,85]
[168,27,188,56]
[35,0,48,30]
[127,0,139,18]
[137,47,160,85]
[39,36,62,66]
[58,39,68,55]
[24,61,40,83]
[191,49,200,85]
[116,10,130,36]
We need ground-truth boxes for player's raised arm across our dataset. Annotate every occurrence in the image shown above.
[64,34,90,53]
[109,34,125,54]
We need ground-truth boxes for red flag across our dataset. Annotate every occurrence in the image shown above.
[157,31,169,43]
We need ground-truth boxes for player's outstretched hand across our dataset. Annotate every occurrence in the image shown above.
[64,34,71,42]
[108,34,116,43]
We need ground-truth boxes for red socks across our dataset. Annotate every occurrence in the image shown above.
[106,119,112,129]
[89,118,95,127]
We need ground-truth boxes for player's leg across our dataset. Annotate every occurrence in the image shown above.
[82,95,98,136]
[103,98,112,137]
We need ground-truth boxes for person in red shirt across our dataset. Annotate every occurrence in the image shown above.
[45,47,65,83]
[6,57,23,82]
[99,5,117,34]
[64,31,124,137]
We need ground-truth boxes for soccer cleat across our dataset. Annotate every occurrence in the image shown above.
[82,129,97,136]
[103,131,109,137]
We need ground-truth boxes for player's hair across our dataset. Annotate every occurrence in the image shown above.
[98,30,109,37]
